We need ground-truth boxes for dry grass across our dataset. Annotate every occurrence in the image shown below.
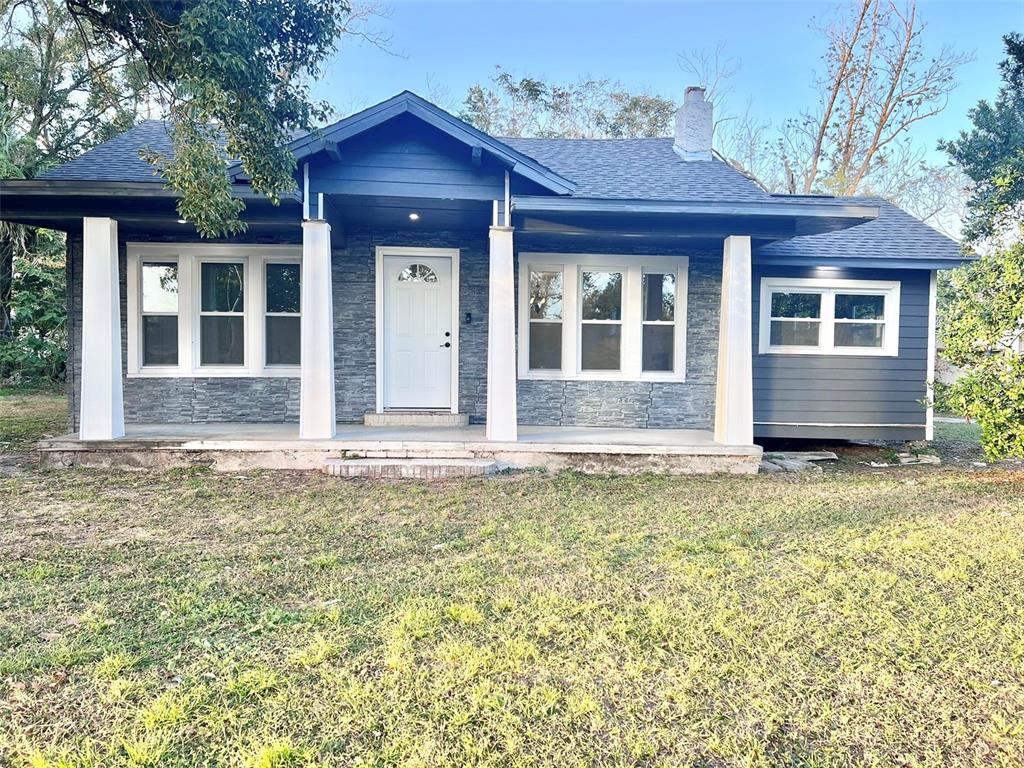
[2,462,1023,767]
[0,389,67,453]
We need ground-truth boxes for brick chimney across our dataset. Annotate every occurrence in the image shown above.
[674,86,713,161]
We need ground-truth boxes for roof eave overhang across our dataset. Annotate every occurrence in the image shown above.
[512,196,880,237]
[0,178,301,203]
[513,195,879,220]
[754,254,975,270]
[237,91,576,196]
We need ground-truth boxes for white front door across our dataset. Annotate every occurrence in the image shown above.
[382,254,454,409]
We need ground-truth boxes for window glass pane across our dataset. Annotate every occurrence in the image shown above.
[642,273,675,322]
[581,324,621,370]
[266,263,300,313]
[835,322,884,348]
[142,262,178,313]
[200,316,244,365]
[201,262,244,312]
[770,292,821,319]
[398,264,437,283]
[266,316,301,365]
[642,325,674,372]
[142,315,178,366]
[529,270,563,320]
[529,322,562,369]
[835,293,885,320]
[581,271,622,320]
[770,320,820,346]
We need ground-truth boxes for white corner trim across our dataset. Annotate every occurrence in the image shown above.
[126,242,301,378]
[374,246,461,414]
[757,276,901,357]
[517,252,689,382]
[926,269,938,440]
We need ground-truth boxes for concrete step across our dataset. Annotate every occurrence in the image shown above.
[323,457,499,479]
[363,411,469,427]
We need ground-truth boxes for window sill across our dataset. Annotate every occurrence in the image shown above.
[759,346,898,358]
[128,367,301,379]
[519,371,687,383]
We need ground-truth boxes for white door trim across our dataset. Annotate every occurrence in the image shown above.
[374,246,460,414]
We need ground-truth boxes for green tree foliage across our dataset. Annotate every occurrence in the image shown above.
[0,0,152,358]
[0,228,67,383]
[64,0,352,237]
[940,33,1024,244]
[939,34,1024,460]
[460,68,675,139]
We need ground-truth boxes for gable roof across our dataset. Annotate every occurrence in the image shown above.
[502,137,770,203]
[756,195,964,266]
[266,90,576,195]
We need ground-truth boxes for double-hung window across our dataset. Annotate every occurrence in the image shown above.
[199,261,245,366]
[758,277,900,356]
[518,254,688,381]
[641,271,676,372]
[127,244,302,377]
[265,262,301,366]
[140,261,179,367]
[580,270,623,371]
[527,268,563,370]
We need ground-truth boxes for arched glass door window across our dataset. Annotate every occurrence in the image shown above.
[397,264,438,283]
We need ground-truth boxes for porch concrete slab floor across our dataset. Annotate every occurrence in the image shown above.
[38,423,762,474]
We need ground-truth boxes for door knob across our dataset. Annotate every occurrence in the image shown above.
[441,341,451,348]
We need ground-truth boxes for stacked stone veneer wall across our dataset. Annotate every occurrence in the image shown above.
[67,228,720,430]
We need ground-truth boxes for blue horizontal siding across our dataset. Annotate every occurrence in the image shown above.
[752,266,931,434]
[307,115,505,201]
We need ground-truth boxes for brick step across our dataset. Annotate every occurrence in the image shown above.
[363,411,470,427]
[323,457,499,479]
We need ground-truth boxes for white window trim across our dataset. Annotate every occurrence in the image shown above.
[126,243,302,378]
[758,276,901,357]
[518,253,688,382]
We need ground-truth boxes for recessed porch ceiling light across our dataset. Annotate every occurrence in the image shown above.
[176,218,187,224]
[408,212,420,221]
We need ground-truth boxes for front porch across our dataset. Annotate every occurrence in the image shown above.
[37,423,762,475]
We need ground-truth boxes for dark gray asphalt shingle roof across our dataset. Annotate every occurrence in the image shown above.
[757,195,962,262]
[501,136,770,202]
[36,120,961,263]
[39,120,172,182]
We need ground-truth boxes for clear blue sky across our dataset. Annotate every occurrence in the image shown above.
[314,0,1022,164]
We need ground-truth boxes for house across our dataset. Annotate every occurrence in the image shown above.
[0,88,968,474]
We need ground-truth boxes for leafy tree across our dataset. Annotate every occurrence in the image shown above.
[460,68,675,139]
[62,0,353,237]
[940,33,1024,243]
[0,0,152,375]
[939,34,1024,460]
[0,228,67,384]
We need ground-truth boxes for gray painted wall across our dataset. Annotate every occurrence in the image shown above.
[751,265,930,441]
[67,229,721,430]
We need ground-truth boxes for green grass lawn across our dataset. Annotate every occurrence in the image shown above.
[2,391,1023,766]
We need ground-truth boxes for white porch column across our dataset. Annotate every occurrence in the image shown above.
[714,235,754,446]
[79,217,124,440]
[486,223,518,441]
[299,220,336,439]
